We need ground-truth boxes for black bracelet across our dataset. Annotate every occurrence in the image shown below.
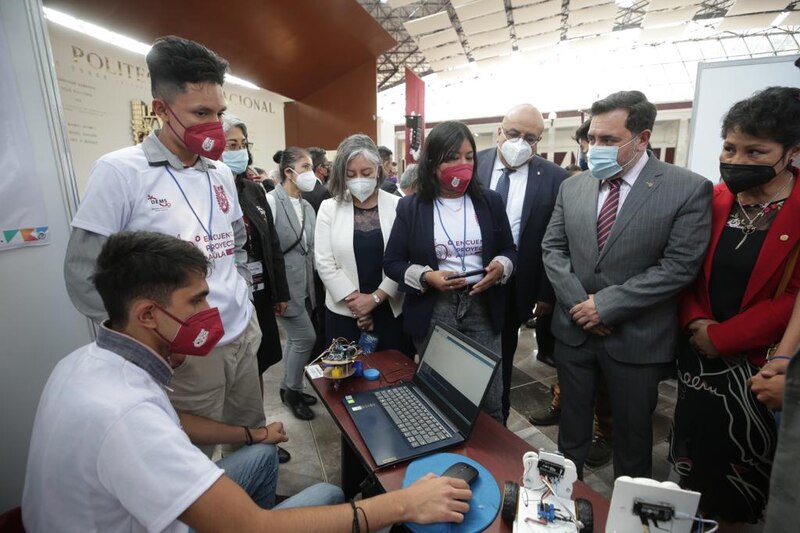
[357,506,370,533]
[243,426,254,446]
[350,499,360,533]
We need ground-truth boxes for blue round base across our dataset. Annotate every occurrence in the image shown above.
[401,452,500,533]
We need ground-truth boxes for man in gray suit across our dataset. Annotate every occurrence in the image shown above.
[542,90,712,478]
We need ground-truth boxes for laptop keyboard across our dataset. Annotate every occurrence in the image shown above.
[374,388,452,448]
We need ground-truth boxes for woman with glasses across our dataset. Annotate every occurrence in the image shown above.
[314,134,411,356]
[383,121,517,423]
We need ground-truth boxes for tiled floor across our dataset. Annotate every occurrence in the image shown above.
[263,324,679,501]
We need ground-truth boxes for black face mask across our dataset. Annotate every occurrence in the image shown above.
[719,154,787,194]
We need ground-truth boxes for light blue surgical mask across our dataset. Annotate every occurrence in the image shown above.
[222,149,249,175]
[587,136,638,180]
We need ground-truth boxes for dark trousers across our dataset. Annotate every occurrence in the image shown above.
[310,272,327,357]
[500,282,523,424]
[555,337,670,479]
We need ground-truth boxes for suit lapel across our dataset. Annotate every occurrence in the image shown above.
[417,198,438,268]
[378,192,394,247]
[472,195,494,264]
[477,149,496,188]
[519,156,544,232]
[597,155,663,261]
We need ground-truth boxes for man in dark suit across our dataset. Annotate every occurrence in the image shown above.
[302,146,331,214]
[476,104,568,424]
[542,90,712,478]
[378,145,399,195]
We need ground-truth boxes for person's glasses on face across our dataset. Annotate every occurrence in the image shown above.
[225,140,253,151]
[502,128,541,146]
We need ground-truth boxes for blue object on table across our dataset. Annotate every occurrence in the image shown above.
[358,331,379,354]
[363,368,380,381]
[402,452,500,533]
[353,360,363,377]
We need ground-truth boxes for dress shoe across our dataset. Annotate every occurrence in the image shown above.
[585,435,612,468]
[282,389,315,420]
[277,446,291,463]
[528,404,561,426]
[536,351,556,368]
[280,388,318,406]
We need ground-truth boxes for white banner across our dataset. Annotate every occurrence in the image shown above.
[0,20,49,251]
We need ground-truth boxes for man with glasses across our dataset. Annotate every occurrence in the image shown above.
[477,104,568,425]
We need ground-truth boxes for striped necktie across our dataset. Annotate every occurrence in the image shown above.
[597,178,623,251]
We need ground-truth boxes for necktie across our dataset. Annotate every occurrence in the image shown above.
[597,178,622,251]
[496,167,514,206]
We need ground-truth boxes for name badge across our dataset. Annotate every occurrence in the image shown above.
[247,261,265,292]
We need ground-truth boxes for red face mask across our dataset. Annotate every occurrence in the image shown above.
[163,103,226,160]
[154,305,225,356]
[438,163,474,196]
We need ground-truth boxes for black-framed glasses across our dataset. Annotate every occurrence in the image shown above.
[225,140,253,151]
[502,128,541,146]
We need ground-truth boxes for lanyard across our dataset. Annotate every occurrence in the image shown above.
[165,166,214,243]
[434,196,467,272]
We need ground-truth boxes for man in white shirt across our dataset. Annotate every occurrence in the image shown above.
[25,231,472,532]
[542,90,711,478]
[63,36,265,454]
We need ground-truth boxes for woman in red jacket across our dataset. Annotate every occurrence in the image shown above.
[670,87,800,531]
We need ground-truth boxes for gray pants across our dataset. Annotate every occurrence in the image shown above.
[416,289,504,423]
[277,307,316,392]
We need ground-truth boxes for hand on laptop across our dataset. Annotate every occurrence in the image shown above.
[399,473,472,524]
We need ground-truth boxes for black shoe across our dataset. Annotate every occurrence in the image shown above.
[280,388,318,406]
[585,435,612,468]
[528,404,561,426]
[536,351,556,368]
[282,389,315,420]
[277,446,291,463]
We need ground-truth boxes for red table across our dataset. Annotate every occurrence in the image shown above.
[308,350,609,532]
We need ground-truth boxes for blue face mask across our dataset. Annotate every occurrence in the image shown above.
[587,136,638,180]
[222,149,249,175]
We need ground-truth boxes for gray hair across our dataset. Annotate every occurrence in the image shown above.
[221,113,248,137]
[398,163,418,191]
[329,134,383,201]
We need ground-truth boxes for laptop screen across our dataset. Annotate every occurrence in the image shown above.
[414,324,499,432]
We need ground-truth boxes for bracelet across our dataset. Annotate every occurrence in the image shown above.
[419,271,429,289]
[350,500,360,533]
[243,426,254,446]
[767,355,793,362]
[357,506,370,533]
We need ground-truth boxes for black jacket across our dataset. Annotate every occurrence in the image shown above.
[236,177,290,304]
[302,179,331,214]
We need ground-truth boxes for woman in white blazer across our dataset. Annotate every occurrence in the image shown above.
[314,134,411,356]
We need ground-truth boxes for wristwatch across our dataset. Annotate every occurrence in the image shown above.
[371,293,382,304]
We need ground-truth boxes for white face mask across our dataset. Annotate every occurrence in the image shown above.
[499,137,534,168]
[346,177,377,202]
[289,168,317,192]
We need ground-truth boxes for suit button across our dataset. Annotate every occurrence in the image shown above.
[594,267,601,273]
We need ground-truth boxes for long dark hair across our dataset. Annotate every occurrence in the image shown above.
[416,121,483,202]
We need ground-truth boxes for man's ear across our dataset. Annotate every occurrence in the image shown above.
[129,300,159,331]
[152,99,169,123]
[637,129,652,151]
[787,144,800,165]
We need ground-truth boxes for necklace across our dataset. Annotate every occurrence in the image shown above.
[438,197,464,212]
[734,175,793,250]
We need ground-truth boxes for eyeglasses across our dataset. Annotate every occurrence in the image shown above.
[502,128,541,146]
[225,140,253,151]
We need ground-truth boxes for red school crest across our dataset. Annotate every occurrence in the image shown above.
[214,185,230,213]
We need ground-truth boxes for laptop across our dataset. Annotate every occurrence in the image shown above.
[343,322,501,467]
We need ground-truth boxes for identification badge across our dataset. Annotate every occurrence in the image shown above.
[247,261,265,292]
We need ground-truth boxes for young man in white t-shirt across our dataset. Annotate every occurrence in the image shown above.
[25,231,472,532]
[64,36,265,452]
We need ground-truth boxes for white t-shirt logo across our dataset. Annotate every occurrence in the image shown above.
[202,137,215,152]
[193,329,209,347]
[451,177,461,188]
[214,185,230,214]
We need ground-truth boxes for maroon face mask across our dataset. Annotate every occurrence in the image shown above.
[164,103,226,160]
[438,163,474,196]
[154,305,225,356]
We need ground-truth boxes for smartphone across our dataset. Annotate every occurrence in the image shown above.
[445,268,486,280]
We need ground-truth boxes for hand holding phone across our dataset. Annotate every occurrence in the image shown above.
[445,268,486,280]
